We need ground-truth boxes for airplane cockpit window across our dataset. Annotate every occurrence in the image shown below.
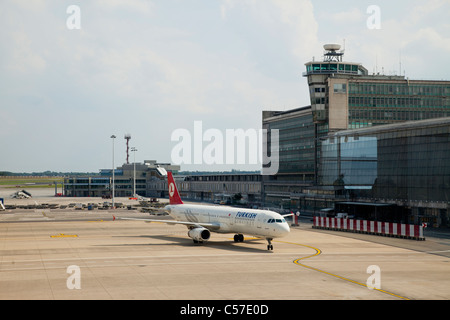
[268,218,286,223]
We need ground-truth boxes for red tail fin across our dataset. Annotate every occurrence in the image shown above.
[167,172,183,205]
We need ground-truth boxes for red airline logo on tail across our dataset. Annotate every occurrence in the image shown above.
[167,172,184,205]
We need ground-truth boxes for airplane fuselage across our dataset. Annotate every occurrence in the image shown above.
[165,204,290,239]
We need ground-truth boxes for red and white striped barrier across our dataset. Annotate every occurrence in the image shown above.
[313,217,425,241]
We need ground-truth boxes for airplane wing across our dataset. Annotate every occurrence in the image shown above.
[140,207,168,215]
[281,213,294,217]
[114,216,221,231]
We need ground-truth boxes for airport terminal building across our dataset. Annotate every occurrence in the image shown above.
[318,117,450,226]
[64,162,262,206]
[147,173,262,205]
[262,44,450,227]
[64,161,180,198]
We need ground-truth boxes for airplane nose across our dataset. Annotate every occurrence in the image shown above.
[283,223,290,234]
[276,223,290,237]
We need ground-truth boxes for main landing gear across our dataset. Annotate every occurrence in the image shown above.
[233,234,244,242]
[267,238,273,251]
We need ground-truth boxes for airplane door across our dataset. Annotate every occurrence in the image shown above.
[256,215,263,230]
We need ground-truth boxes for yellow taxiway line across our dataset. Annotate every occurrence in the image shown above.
[278,240,410,300]
[50,233,78,238]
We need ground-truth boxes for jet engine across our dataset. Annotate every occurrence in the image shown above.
[188,227,211,243]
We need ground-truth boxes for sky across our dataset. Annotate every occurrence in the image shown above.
[1,0,449,173]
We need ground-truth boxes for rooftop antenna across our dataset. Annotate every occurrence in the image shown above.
[323,44,344,62]
[124,134,131,164]
[375,54,378,74]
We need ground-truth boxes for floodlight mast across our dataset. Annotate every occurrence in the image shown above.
[131,147,137,197]
[110,135,116,208]
[124,134,131,164]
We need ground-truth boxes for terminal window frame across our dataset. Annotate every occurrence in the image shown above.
[334,83,347,94]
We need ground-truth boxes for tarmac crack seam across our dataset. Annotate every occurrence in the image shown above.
[277,240,410,300]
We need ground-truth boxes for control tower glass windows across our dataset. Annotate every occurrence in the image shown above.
[305,63,362,75]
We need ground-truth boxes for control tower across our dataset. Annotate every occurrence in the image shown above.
[304,44,368,125]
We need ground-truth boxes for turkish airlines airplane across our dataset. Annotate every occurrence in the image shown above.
[116,172,292,250]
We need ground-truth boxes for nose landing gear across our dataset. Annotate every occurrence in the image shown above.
[267,238,273,251]
[233,234,274,250]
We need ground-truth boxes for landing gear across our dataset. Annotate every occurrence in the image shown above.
[267,238,273,251]
[233,234,244,242]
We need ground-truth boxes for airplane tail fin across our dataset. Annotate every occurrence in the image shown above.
[167,172,183,205]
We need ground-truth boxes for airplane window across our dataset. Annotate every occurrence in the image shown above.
[268,219,274,223]
[276,219,282,223]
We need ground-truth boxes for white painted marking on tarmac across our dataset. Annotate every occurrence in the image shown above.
[0,252,297,264]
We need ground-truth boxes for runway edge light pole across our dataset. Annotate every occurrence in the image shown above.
[110,135,116,209]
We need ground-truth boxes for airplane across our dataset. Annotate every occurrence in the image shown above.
[115,172,292,251]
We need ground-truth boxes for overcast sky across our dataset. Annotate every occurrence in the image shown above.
[1,0,449,173]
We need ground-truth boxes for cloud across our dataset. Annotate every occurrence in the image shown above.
[94,0,154,14]
[221,0,318,64]
[319,1,450,79]
[4,30,47,74]
[271,0,319,61]
[408,0,448,25]
[321,7,365,25]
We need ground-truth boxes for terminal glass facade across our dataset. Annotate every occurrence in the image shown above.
[263,109,315,176]
[348,81,450,129]
[320,136,378,187]
[319,118,450,226]
[262,108,316,207]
